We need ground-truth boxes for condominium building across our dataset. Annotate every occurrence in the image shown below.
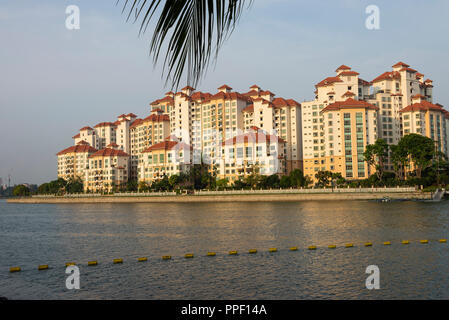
[129,109,171,180]
[139,140,193,183]
[59,60,448,190]
[56,141,98,181]
[301,65,371,180]
[320,99,378,179]
[218,126,286,182]
[150,84,303,174]
[399,95,449,155]
[84,145,130,193]
[367,62,434,147]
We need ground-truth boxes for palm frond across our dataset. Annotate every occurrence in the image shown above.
[118,0,251,89]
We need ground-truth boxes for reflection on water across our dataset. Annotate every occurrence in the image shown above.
[0,199,449,299]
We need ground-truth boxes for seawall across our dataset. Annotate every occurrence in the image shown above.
[7,192,432,203]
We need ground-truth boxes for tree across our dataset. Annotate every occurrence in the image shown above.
[244,164,261,188]
[66,177,83,193]
[364,139,389,181]
[138,181,150,192]
[13,185,30,196]
[398,134,435,179]
[390,144,409,180]
[126,179,138,192]
[120,0,251,88]
[280,175,291,188]
[289,169,306,188]
[216,178,229,190]
[315,171,333,188]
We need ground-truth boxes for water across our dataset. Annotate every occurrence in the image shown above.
[1,199,449,299]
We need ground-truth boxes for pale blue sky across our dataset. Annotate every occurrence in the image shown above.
[1,0,448,184]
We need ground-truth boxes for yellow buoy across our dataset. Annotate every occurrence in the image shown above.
[137,257,148,262]
[38,265,49,270]
[162,255,171,260]
[248,249,257,254]
[229,250,238,255]
[88,261,98,266]
[9,267,21,273]
[345,243,353,248]
[113,258,123,264]
[185,253,194,259]
[268,248,277,252]
[328,245,336,249]
[420,240,428,244]
[65,262,76,267]
[289,246,298,251]
[383,241,391,245]
[308,246,317,250]
[365,242,373,247]
[207,252,216,256]
[439,239,447,243]
[402,240,409,245]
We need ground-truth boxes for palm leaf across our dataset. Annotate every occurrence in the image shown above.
[118,0,251,89]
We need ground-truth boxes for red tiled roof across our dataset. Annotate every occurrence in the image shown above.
[203,91,252,104]
[190,91,212,101]
[94,122,116,128]
[129,118,143,129]
[392,61,410,68]
[315,77,343,87]
[243,90,260,97]
[181,85,195,91]
[76,140,89,145]
[260,90,275,96]
[371,71,401,83]
[399,100,446,113]
[411,94,427,100]
[416,72,424,78]
[400,67,417,73]
[321,98,378,112]
[80,126,93,131]
[127,113,137,118]
[336,65,351,72]
[424,79,433,83]
[242,104,254,113]
[57,145,97,156]
[250,84,260,89]
[218,84,232,90]
[338,71,359,76]
[150,95,174,106]
[271,98,300,108]
[72,133,80,139]
[106,142,119,148]
[141,141,191,153]
[358,78,370,86]
[143,114,170,122]
[89,148,129,158]
[342,91,356,97]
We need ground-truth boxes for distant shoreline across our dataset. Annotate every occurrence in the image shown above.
[7,191,432,203]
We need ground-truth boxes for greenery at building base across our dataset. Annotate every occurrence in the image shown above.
[37,177,83,195]
[12,185,30,196]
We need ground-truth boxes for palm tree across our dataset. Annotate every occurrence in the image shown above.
[119,0,252,88]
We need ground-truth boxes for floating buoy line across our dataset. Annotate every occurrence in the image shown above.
[7,239,446,273]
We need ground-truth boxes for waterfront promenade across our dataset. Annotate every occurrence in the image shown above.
[7,187,432,203]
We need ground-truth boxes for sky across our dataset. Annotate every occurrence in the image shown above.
[1,0,449,185]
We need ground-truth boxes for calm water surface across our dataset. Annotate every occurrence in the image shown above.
[1,199,449,299]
